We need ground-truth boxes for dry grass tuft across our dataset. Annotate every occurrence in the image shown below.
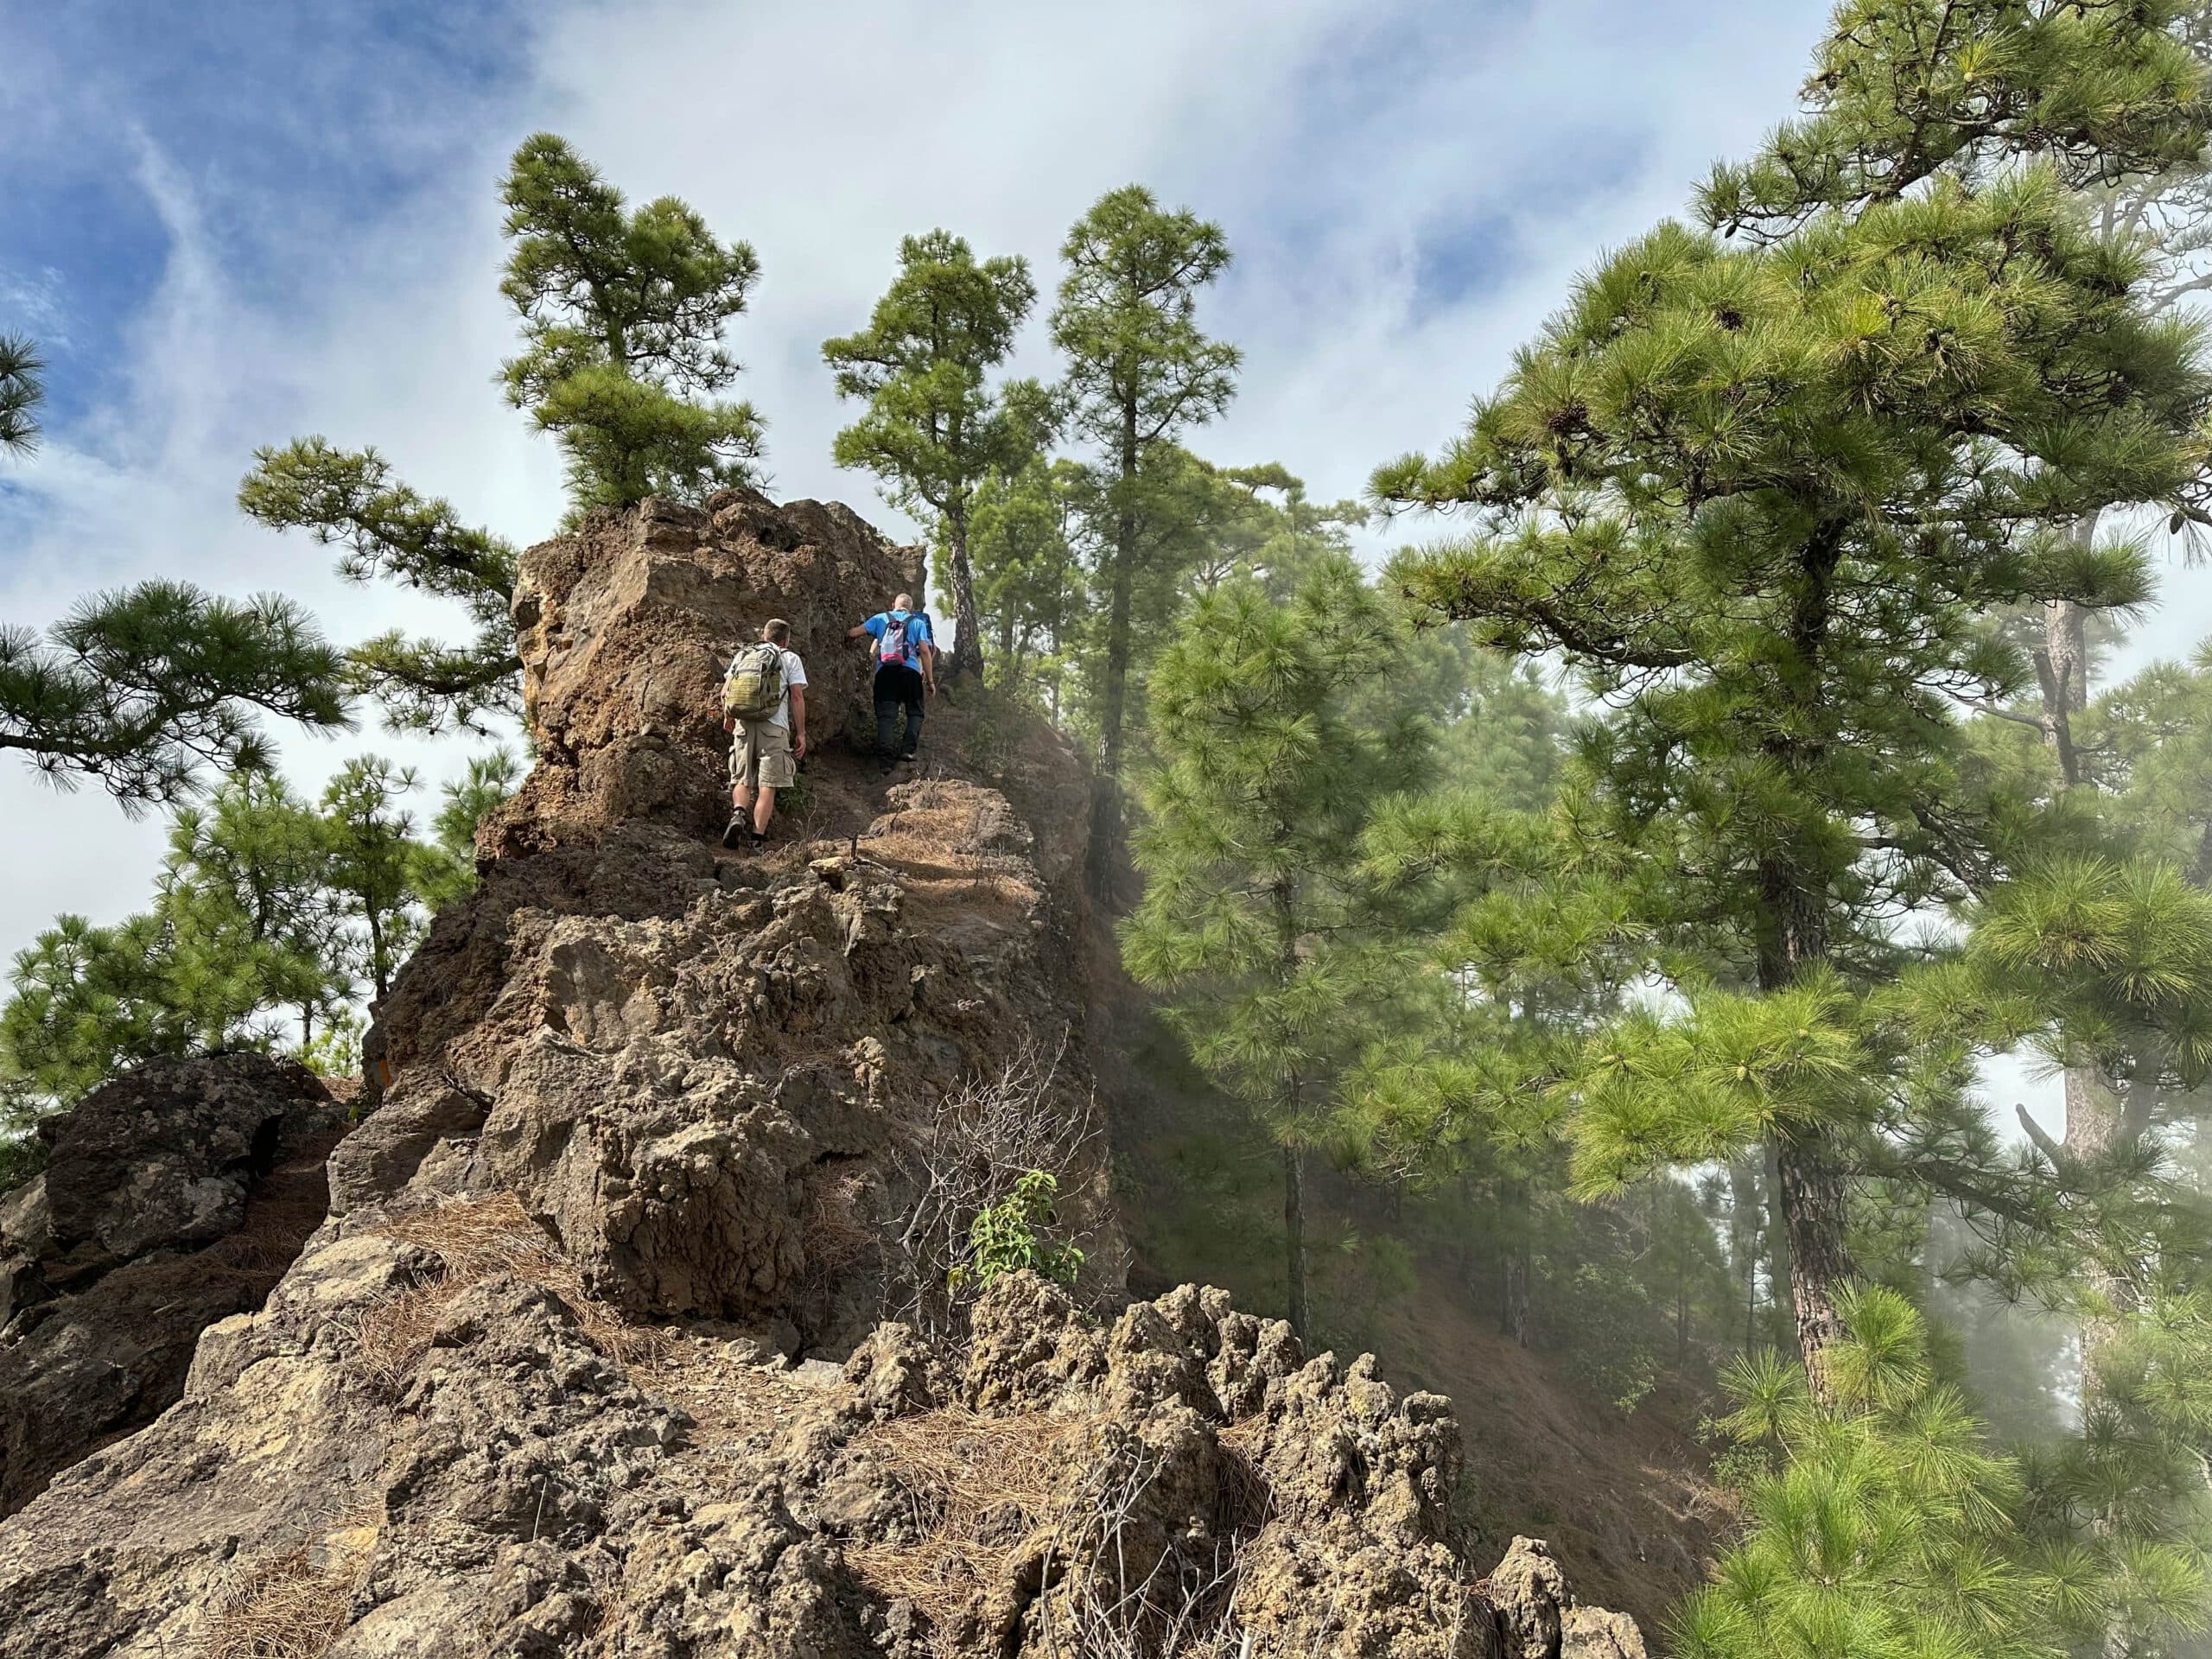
[351,1193,662,1386]
[202,1541,368,1659]
[847,1406,1104,1621]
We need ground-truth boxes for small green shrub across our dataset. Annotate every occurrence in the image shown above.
[953,1170,1085,1293]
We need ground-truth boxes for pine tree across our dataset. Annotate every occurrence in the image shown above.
[238,438,519,733]
[238,134,755,729]
[1,581,353,810]
[416,747,520,911]
[0,775,340,1099]
[0,334,41,454]
[1051,186,1240,893]
[0,341,353,806]
[823,230,1039,683]
[316,756,432,1004]
[963,456,1086,711]
[1375,0,2211,1392]
[1121,556,1427,1338]
[1346,772,1644,1349]
[1219,464,1369,594]
[1678,1285,2083,1659]
[500,133,763,512]
[0,759,457,1103]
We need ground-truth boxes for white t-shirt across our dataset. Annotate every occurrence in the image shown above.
[766,647,807,731]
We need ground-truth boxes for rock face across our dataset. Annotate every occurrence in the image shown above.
[0,493,1644,1658]
[0,1053,344,1516]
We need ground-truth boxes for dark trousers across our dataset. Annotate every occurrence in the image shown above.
[874,664,925,759]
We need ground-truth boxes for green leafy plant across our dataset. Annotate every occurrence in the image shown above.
[953,1169,1085,1293]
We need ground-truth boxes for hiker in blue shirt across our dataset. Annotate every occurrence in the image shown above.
[848,594,937,769]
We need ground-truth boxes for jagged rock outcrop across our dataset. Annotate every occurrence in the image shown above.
[0,492,1644,1657]
[0,1053,344,1516]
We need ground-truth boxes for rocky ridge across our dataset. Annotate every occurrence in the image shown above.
[0,490,1646,1657]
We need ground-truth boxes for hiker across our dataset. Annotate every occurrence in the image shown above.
[848,593,936,767]
[720,618,808,849]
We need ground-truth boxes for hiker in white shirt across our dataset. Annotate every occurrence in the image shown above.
[720,618,808,849]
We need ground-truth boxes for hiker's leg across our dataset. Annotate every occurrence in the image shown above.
[900,668,925,757]
[874,677,899,759]
[754,727,794,836]
[730,726,756,814]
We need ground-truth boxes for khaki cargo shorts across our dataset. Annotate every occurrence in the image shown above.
[730,720,796,791]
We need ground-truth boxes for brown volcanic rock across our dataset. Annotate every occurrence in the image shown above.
[0,494,1643,1659]
[0,1053,343,1517]
[501,488,924,846]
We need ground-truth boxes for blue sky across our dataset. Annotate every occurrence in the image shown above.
[3,3,533,424]
[5,0,2202,1094]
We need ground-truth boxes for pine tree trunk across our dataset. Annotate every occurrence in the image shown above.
[1760,1142,1790,1352]
[2065,1064,2137,1395]
[1774,1134,1852,1392]
[367,908,390,1003]
[2037,514,2139,1395]
[1456,1169,1480,1304]
[1283,1141,1310,1342]
[946,504,983,684]
[1757,524,1857,1402]
[1730,1156,1764,1351]
[1085,411,1141,899]
[1758,868,1852,1398]
[1501,1173,1532,1347]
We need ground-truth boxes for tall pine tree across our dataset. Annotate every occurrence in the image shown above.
[823,230,1039,683]
[1122,555,1427,1338]
[1376,0,2212,1394]
[500,133,764,511]
[239,135,758,732]
[1052,186,1240,893]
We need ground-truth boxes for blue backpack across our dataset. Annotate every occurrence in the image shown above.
[876,610,929,669]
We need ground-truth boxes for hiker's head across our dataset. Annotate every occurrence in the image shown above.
[892,594,912,614]
[762,618,791,645]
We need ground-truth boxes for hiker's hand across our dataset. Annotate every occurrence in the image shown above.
[722,715,734,733]
[794,732,808,759]
[925,679,938,699]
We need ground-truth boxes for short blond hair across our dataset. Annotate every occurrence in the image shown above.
[762,618,791,644]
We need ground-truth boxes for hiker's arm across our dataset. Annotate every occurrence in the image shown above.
[846,624,870,640]
[790,685,807,757]
[921,639,938,695]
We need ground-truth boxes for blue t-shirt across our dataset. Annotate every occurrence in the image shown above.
[865,610,932,670]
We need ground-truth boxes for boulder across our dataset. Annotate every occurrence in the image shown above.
[0,1053,343,1516]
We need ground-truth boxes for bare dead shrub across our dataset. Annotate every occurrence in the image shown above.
[848,1410,1278,1658]
[1033,1430,1257,1659]
[887,1034,1099,1339]
[349,1193,661,1387]
[801,1167,883,1297]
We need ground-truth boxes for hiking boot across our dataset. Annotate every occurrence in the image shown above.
[721,815,749,849]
